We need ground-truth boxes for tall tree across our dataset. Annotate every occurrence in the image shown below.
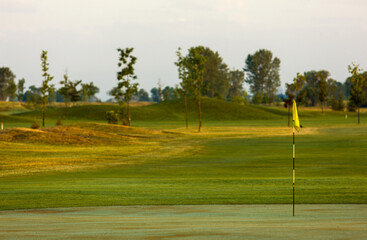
[293,73,306,96]
[327,79,339,98]
[157,79,163,102]
[48,84,56,103]
[115,48,138,126]
[0,67,16,101]
[40,50,54,127]
[175,47,193,129]
[227,69,245,101]
[337,90,345,111]
[327,78,340,110]
[304,70,330,106]
[17,78,25,102]
[318,78,328,113]
[108,87,123,103]
[284,73,306,126]
[25,85,41,108]
[162,86,175,101]
[6,79,17,101]
[194,46,229,99]
[58,73,71,107]
[150,87,159,102]
[363,71,367,107]
[285,83,295,127]
[69,80,82,104]
[293,73,307,110]
[244,49,281,104]
[136,89,149,101]
[348,63,366,124]
[81,83,89,102]
[186,46,207,132]
[81,82,99,102]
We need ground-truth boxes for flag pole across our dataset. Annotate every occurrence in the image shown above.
[293,120,295,216]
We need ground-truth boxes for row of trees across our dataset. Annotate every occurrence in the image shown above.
[0,67,100,105]
[1,51,100,126]
[284,65,366,124]
[2,47,366,128]
[107,48,279,109]
[109,46,248,106]
[285,70,346,112]
[107,46,247,130]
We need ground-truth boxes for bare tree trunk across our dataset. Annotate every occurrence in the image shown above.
[184,95,188,129]
[288,103,291,127]
[197,96,202,132]
[321,102,324,113]
[65,95,69,108]
[127,102,131,126]
[358,107,360,125]
[42,101,45,127]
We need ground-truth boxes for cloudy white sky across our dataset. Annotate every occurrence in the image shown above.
[1,0,366,100]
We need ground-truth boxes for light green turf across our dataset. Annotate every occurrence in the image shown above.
[0,205,366,239]
[0,123,366,209]
[0,100,366,209]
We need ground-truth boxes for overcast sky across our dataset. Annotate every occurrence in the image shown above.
[1,0,366,100]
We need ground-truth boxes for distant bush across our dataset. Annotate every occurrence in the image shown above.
[232,96,245,105]
[56,117,62,126]
[330,92,345,111]
[31,120,40,129]
[106,110,118,124]
[122,119,129,126]
[347,101,356,112]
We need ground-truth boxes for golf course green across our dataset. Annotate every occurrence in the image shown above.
[0,99,366,238]
[1,205,366,239]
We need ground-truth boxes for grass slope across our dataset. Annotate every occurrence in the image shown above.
[0,101,366,209]
[0,120,366,209]
[11,98,366,123]
[13,98,287,122]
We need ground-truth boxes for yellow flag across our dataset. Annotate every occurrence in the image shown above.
[292,100,300,132]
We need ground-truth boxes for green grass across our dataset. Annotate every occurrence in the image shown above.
[1,205,366,239]
[0,99,366,210]
[13,98,287,122]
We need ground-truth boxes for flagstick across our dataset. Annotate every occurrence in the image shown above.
[293,120,295,216]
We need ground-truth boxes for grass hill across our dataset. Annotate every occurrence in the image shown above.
[12,98,287,122]
[0,99,366,210]
[0,123,166,146]
[1,98,364,127]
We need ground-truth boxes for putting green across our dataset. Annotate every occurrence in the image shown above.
[1,204,366,239]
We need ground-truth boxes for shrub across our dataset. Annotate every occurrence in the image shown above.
[31,120,40,129]
[56,117,62,126]
[347,101,356,112]
[106,110,118,124]
[122,119,129,126]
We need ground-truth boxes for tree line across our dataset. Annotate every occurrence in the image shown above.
[1,51,100,126]
[1,47,366,128]
[0,67,100,106]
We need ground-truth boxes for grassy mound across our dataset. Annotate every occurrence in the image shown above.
[0,123,167,145]
[132,98,286,121]
[9,98,365,125]
[14,98,289,121]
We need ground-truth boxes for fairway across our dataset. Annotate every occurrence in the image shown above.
[1,102,366,239]
[1,205,366,239]
[1,112,367,209]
